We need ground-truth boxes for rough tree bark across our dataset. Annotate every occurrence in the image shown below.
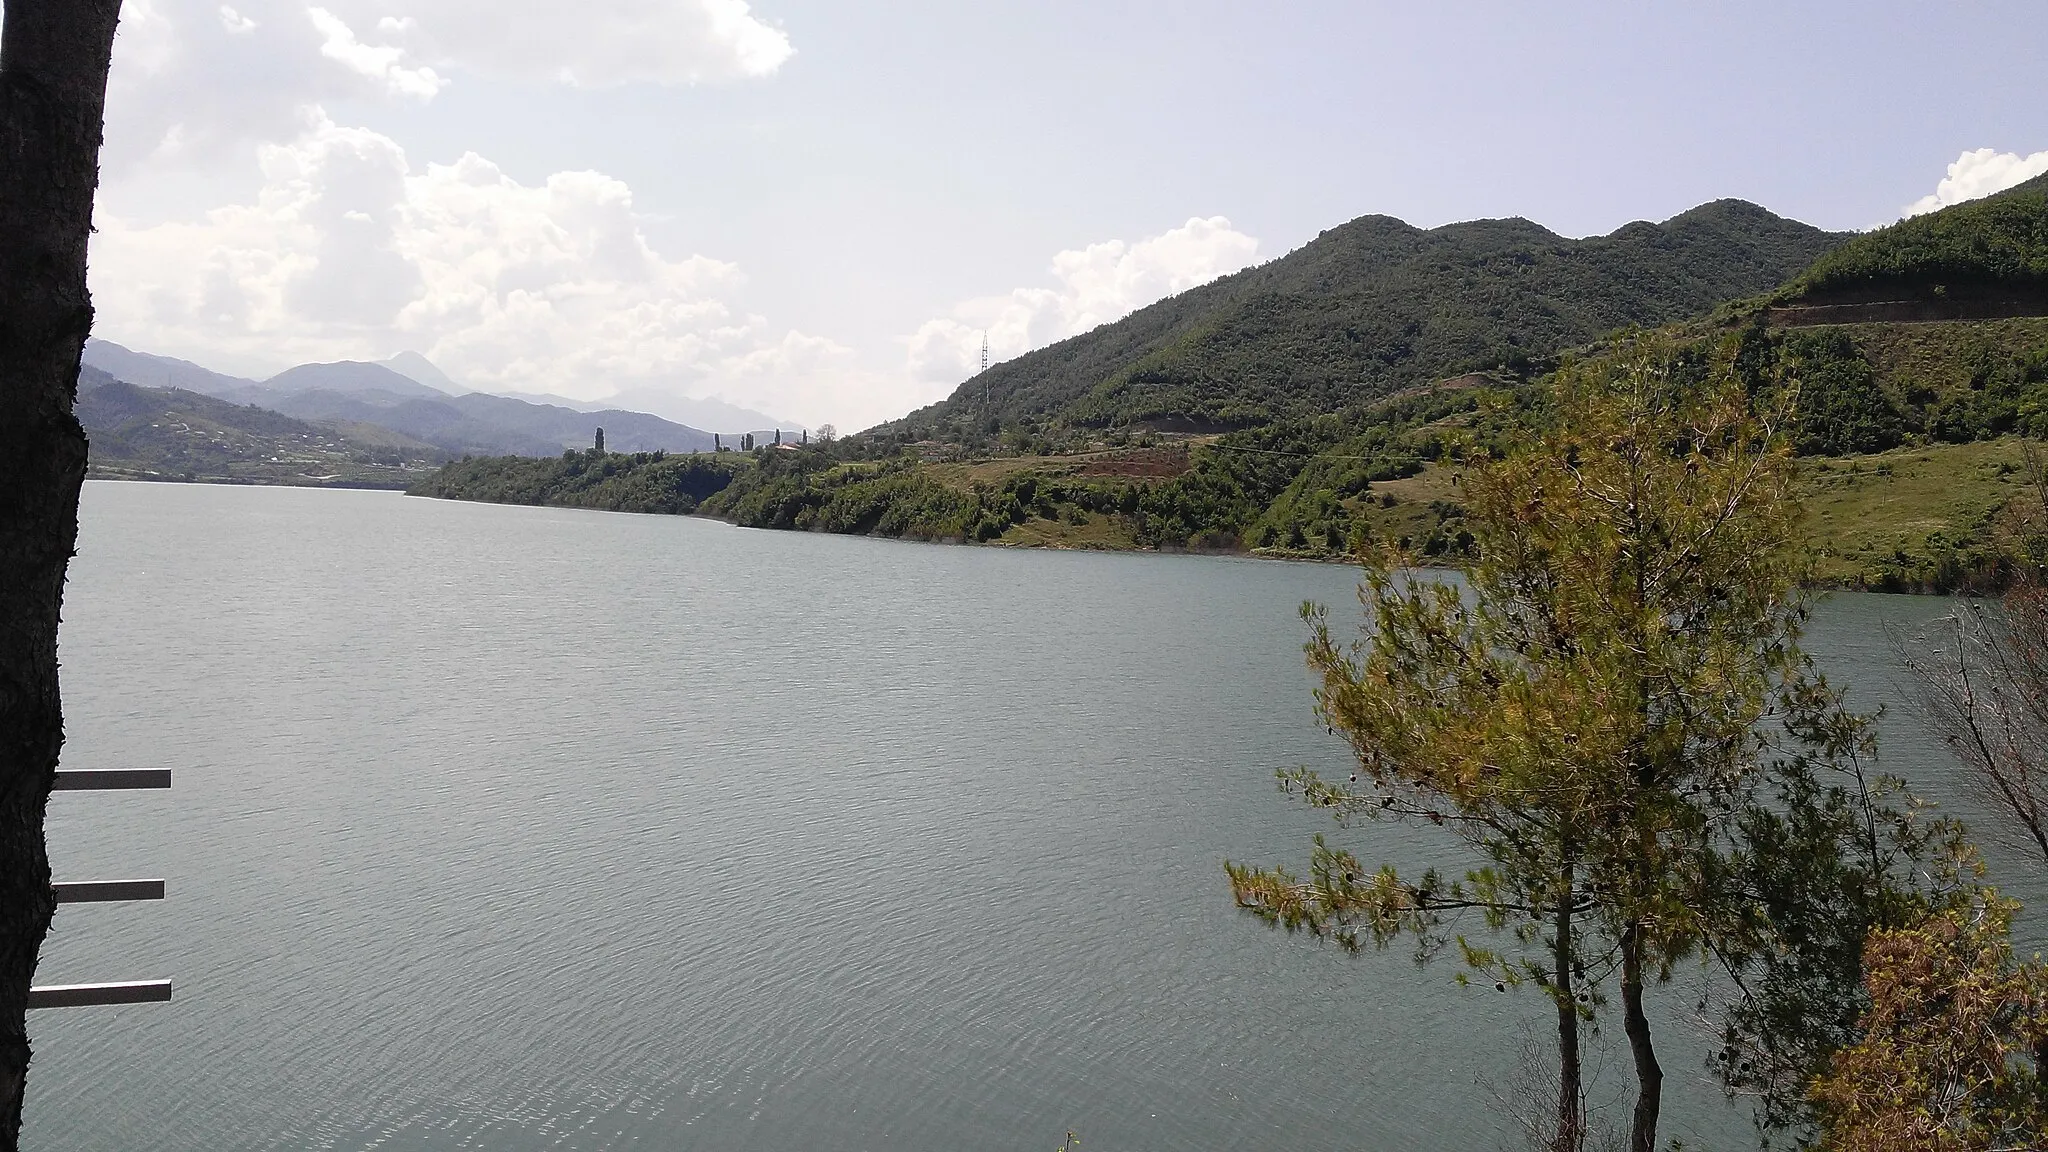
[1620,921,1662,1152]
[1552,869,1584,1152]
[0,2,123,1145]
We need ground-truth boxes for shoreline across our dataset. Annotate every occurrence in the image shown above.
[409,485,2004,594]
[89,474,2003,595]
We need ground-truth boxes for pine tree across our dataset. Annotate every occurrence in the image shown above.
[1229,336,1957,1150]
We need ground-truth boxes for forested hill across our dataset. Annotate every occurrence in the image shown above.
[877,199,1843,439]
[1765,169,2048,320]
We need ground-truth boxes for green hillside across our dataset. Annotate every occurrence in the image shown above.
[414,180,2048,589]
[875,199,1842,441]
[1770,169,2048,315]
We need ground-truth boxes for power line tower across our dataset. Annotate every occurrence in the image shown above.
[979,331,992,419]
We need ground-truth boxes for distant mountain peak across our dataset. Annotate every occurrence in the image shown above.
[263,360,450,401]
[380,351,464,395]
[82,338,262,397]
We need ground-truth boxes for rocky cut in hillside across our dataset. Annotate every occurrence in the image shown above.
[879,199,1845,438]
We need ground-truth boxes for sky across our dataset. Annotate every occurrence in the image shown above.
[62,0,2048,431]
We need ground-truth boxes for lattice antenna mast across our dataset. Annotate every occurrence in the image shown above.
[979,331,992,422]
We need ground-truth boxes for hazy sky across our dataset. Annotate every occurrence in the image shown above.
[71,0,2048,430]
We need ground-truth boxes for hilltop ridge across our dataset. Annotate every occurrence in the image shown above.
[873,198,1843,441]
[79,341,742,462]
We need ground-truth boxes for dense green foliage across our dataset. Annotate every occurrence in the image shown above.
[1780,170,2048,307]
[690,388,1471,550]
[410,449,742,513]
[875,200,1840,439]
[1713,319,2048,455]
[1770,330,1909,455]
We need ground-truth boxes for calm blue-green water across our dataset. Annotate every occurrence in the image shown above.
[24,482,2029,1151]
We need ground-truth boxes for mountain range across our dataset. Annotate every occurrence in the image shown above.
[77,341,808,476]
[76,366,448,487]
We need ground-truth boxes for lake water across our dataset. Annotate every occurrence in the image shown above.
[25,482,2034,1152]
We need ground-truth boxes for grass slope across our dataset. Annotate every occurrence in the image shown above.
[1797,439,2036,589]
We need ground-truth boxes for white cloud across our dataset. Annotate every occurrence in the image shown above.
[97,0,792,168]
[104,1,417,168]
[90,111,870,426]
[87,104,1257,433]
[1903,147,2048,218]
[307,7,446,100]
[903,216,1259,388]
[376,0,794,86]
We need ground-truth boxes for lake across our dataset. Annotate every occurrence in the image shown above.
[26,482,2029,1151]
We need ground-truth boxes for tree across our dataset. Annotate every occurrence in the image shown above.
[816,423,838,443]
[1810,898,2048,1152]
[1228,337,1930,1152]
[0,1,125,1145]
[1703,691,1975,1143]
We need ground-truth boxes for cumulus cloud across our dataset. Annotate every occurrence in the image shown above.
[103,0,423,168]
[1903,147,2048,218]
[307,7,446,100]
[86,106,1257,431]
[95,0,792,167]
[903,216,1259,388]
[377,0,794,87]
[90,111,870,425]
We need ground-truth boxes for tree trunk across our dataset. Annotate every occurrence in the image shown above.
[0,2,123,1146]
[1552,868,1584,1152]
[1620,921,1662,1152]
